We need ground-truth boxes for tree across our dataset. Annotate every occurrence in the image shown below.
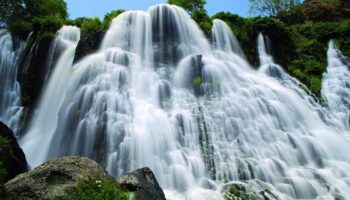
[103,9,124,29]
[167,0,206,14]
[0,0,68,36]
[249,0,301,16]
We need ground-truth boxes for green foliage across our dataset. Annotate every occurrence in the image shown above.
[73,17,105,62]
[225,185,256,200]
[248,17,296,66]
[32,16,64,33]
[0,136,10,198]
[277,4,306,25]
[103,9,125,29]
[167,0,206,14]
[0,136,12,155]
[192,76,202,88]
[225,185,278,200]
[7,19,33,37]
[249,0,302,16]
[81,17,103,34]
[304,0,340,22]
[0,160,6,198]
[191,9,212,36]
[68,177,131,200]
[1,0,68,37]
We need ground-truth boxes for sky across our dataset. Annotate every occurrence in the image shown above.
[64,0,250,19]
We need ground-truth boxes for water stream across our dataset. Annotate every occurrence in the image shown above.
[16,4,350,200]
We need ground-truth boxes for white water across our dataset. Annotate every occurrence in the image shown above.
[322,41,350,131]
[212,19,244,57]
[0,30,26,134]
[20,5,350,200]
[21,26,80,167]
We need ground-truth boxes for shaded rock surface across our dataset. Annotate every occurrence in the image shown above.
[224,182,279,200]
[5,156,114,200]
[117,167,166,200]
[0,121,28,181]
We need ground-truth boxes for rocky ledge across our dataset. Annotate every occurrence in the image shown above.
[4,156,166,200]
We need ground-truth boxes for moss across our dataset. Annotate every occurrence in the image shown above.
[0,136,11,198]
[67,177,131,200]
[0,160,7,198]
[225,185,256,200]
[192,76,202,88]
[225,185,279,200]
[0,139,11,159]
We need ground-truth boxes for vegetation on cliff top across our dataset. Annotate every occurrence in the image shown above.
[2,0,349,98]
[213,0,350,95]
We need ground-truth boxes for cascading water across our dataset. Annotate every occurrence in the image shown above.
[21,4,350,200]
[322,41,350,131]
[21,26,80,167]
[0,30,26,134]
[212,19,244,57]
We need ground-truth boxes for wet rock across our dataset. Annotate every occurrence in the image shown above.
[224,182,279,200]
[5,156,113,200]
[0,122,28,181]
[117,167,166,200]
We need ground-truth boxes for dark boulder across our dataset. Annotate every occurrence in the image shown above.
[117,167,166,200]
[0,122,28,181]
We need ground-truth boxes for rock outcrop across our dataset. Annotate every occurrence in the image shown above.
[4,156,114,199]
[224,182,279,200]
[5,156,166,200]
[117,167,166,200]
[0,122,28,181]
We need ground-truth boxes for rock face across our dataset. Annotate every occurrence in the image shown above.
[117,167,166,200]
[224,182,279,200]
[5,156,114,200]
[0,122,28,181]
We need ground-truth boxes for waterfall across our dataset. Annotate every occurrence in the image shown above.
[0,30,26,134]
[322,41,350,131]
[212,19,244,57]
[21,26,80,167]
[20,5,350,200]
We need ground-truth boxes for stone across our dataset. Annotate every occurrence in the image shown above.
[5,156,114,200]
[117,167,166,200]
[0,121,28,181]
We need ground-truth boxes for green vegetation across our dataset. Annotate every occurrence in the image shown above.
[168,0,206,14]
[168,0,212,35]
[0,136,11,197]
[213,0,350,95]
[249,0,301,16]
[103,9,125,29]
[1,0,348,98]
[225,185,278,200]
[0,160,6,198]
[0,0,68,38]
[193,76,203,88]
[67,177,131,200]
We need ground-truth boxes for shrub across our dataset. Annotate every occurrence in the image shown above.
[277,4,306,25]
[304,0,340,21]
[7,19,33,38]
[0,160,6,198]
[81,17,103,34]
[32,16,64,33]
[68,177,131,200]
[103,10,125,29]
[192,76,202,88]
[192,9,212,36]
